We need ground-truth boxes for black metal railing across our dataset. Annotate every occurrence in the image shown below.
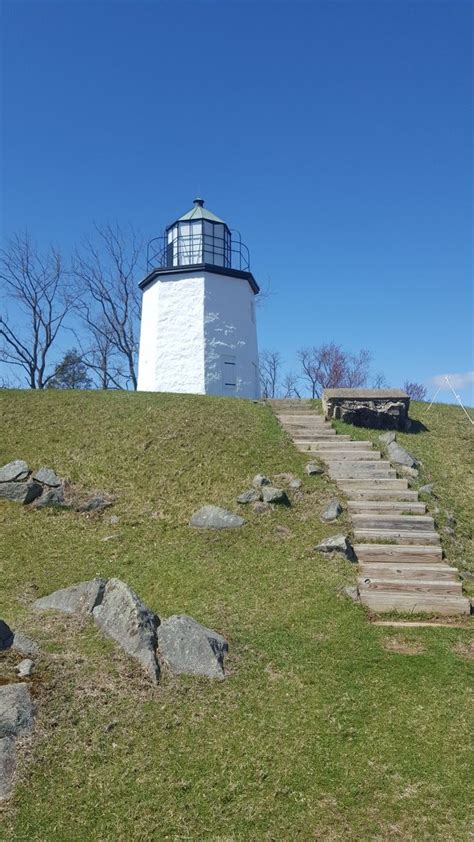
[146,228,250,273]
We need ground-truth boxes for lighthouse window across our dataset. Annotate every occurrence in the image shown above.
[222,355,236,387]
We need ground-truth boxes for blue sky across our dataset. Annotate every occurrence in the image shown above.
[1,0,473,404]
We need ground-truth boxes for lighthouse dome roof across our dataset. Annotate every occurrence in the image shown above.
[175,198,226,225]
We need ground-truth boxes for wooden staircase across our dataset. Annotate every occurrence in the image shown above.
[272,400,470,616]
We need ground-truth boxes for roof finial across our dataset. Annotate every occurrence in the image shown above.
[193,197,204,207]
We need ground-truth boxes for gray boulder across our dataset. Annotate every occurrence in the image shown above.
[11,632,40,657]
[379,431,396,445]
[342,585,360,602]
[289,478,302,489]
[33,578,106,615]
[252,474,271,489]
[0,481,42,505]
[16,659,34,678]
[321,498,343,522]
[237,489,261,504]
[387,441,419,469]
[0,460,29,483]
[93,579,160,683]
[306,462,324,476]
[0,621,14,651]
[0,684,35,738]
[77,496,112,513]
[190,505,245,529]
[261,486,289,505]
[0,737,16,801]
[251,501,272,514]
[157,615,228,679]
[314,534,354,560]
[419,484,434,495]
[32,467,61,487]
[33,486,65,508]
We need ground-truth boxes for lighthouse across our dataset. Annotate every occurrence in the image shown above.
[137,199,260,398]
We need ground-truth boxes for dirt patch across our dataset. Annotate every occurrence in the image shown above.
[382,637,426,655]
[452,640,474,660]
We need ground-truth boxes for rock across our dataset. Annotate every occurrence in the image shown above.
[32,486,65,508]
[189,505,245,529]
[379,431,396,445]
[289,478,302,489]
[0,481,42,505]
[398,466,419,479]
[445,511,456,528]
[460,571,474,581]
[237,489,261,504]
[342,585,360,602]
[419,484,434,495]
[157,615,228,679]
[15,659,34,678]
[11,632,40,657]
[33,578,106,615]
[252,474,271,489]
[261,486,289,505]
[0,460,29,483]
[387,441,419,469]
[109,515,120,525]
[0,737,16,800]
[92,578,160,683]
[321,498,343,522]
[273,473,295,485]
[314,534,354,560]
[78,496,113,513]
[0,621,14,651]
[251,501,272,514]
[306,463,323,476]
[274,525,293,539]
[32,467,61,487]
[0,684,35,738]
[444,526,455,537]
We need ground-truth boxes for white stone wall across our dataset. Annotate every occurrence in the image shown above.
[137,270,260,399]
[137,274,206,393]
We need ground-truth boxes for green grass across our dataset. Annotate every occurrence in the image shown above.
[0,390,472,841]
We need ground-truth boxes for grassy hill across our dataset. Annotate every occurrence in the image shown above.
[0,390,472,840]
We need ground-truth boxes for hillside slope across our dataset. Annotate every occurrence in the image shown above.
[0,390,472,841]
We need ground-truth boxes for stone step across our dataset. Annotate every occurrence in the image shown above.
[277,414,326,421]
[338,478,409,490]
[352,514,434,531]
[319,450,381,461]
[348,500,426,514]
[359,562,459,581]
[354,544,443,563]
[288,429,338,437]
[353,529,440,545]
[344,489,419,501]
[359,592,471,615]
[358,577,463,596]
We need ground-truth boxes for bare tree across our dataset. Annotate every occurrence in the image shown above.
[372,371,388,388]
[0,232,71,388]
[404,380,427,401]
[259,349,282,398]
[72,223,143,390]
[297,343,372,398]
[282,371,301,399]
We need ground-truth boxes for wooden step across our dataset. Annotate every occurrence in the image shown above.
[329,468,397,479]
[348,500,426,514]
[338,479,409,490]
[309,440,373,449]
[358,577,463,596]
[354,544,443,563]
[343,489,419,501]
[352,514,434,531]
[319,450,381,461]
[359,562,459,581]
[353,529,440,545]
[359,592,470,615]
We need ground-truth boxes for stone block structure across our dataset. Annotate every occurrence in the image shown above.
[322,389,410,430]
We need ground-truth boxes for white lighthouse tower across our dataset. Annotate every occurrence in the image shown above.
[137,198,260,398]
